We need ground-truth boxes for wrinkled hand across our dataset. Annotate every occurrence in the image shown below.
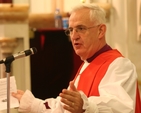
[12,90,25,102]
[59,81,84,113]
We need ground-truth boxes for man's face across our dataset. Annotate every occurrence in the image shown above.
[69,8,101,60]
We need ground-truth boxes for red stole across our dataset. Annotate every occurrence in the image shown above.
[74,49,141,113]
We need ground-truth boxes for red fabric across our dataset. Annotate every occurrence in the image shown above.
[74,49,141,112]
[135,83,141,113]
[44,102,50,109]
[75,49,122,96]
[40,34,45,49]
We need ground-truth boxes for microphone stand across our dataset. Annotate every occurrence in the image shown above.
[5,61,12,113]
[2,58,14,113]
[0,47,37,113]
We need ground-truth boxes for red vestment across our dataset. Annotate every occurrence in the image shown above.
[74,50,141,113]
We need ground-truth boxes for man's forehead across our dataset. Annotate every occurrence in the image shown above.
[69,12,92,27]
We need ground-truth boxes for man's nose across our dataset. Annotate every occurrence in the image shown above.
[70,29,79,38]
[70,32,80,41]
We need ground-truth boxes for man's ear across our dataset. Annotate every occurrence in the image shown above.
[98,24,106,39]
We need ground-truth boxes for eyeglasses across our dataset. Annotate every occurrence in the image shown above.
[64,25,99,36]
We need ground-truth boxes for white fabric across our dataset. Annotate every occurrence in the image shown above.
[18,57,137,113]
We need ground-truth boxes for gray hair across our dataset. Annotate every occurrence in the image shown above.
[70,3,106,25]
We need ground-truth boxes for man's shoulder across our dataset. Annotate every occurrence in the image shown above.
[97,49,123,60]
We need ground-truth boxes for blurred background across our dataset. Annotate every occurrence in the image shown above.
[0,0,140,113]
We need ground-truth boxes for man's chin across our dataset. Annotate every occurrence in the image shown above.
[75,51,81,56]
[75,51,83,58]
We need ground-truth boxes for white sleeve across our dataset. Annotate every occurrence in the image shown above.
[80,57,137,113]
[18,90,65,113]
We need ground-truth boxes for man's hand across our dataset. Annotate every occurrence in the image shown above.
[59,81,84,113]
[12,90,25,102]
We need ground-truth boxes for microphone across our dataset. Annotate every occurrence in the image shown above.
[0,47,37,64]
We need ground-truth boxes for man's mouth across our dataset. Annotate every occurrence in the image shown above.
[74,43,79,45]
[74,43,81,49]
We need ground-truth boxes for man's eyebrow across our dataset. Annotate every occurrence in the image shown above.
[77,25,85,27]
[68,25,86,29]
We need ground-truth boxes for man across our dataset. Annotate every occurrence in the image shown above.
[12,3,141,113]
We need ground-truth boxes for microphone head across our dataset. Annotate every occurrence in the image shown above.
[32,47,37,54]
[25,47,37,56]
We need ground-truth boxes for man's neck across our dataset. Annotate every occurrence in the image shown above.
[86,44,112,63]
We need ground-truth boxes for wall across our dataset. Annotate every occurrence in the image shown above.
[13,0,29,4]
[127,0,141,87]
[108,0,141,84]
